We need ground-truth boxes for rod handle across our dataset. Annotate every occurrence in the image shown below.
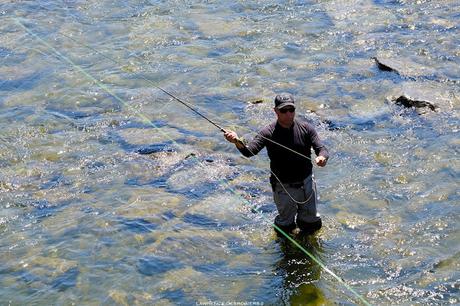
[222,129,245,147]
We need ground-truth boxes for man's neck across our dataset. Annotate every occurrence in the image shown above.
[277,120,294,129]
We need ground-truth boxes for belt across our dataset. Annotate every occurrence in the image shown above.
[284,181,304,188]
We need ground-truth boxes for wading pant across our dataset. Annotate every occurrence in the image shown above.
[273,175,322,234]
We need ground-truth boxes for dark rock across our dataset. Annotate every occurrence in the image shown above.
[136,144,172,155]
[184,153,196,159]
[373,57,396,73]
[248,98,264,104]
[393,95,438,111]
[394,82,454,111]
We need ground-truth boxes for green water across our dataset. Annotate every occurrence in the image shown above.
[0,1,459,305]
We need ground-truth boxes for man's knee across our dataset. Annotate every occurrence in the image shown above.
[297,218,322,235]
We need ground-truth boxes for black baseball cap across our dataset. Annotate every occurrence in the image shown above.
[274,93,295,109]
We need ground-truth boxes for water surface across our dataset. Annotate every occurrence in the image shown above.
[0,0,459,305]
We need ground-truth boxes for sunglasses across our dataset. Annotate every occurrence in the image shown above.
[279,107,295,113]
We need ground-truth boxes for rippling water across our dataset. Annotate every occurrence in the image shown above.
[1,1,459,305]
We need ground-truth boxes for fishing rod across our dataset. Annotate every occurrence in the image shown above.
[155,86,226,133]
[152,87,252,147]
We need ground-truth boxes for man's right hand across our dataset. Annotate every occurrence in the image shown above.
[224,130,239,144]
[315,156,327,167]
[224,130,246,149]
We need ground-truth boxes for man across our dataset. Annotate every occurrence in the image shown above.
[224,93,329,235]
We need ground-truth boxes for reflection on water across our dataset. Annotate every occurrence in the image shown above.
[275,234,325,305]
[1,0,459,304]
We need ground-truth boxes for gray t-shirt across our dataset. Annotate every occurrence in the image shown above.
[238,119,329,183]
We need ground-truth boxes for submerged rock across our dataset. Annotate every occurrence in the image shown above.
[117,127,183,148]
[108,290,130,306]
[115,188,185,223]
[136,144,174,155]
[137,255,183,276]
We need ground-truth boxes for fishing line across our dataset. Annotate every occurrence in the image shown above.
[15,19,371,306]
[53,29,314,162]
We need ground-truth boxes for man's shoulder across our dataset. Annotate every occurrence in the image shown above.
[295,119,315,131]
[260,121,277,134]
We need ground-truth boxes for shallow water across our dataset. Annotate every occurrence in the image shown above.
[1,1,459,305]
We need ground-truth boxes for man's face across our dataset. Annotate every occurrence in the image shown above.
[275,106,295,127]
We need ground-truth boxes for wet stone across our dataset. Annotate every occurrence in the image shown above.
[136,144,174,155]
[374,56,401,73]
[394,95,438,111]
[125,151,202,187]
[248,98,265,104]
[394,82,454,112]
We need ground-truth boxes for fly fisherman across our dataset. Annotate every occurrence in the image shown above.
[224,93,329,235]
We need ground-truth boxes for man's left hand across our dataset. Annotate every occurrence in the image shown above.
[315,156,327,167]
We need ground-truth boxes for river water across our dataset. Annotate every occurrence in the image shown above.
[1,1,459,305]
